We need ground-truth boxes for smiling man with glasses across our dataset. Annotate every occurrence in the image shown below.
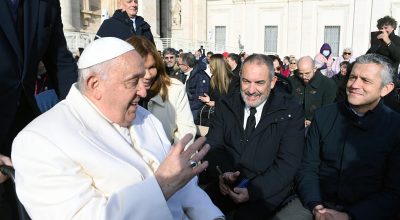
[162,48,179,76]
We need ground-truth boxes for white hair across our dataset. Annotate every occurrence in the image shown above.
[77,60,113,93]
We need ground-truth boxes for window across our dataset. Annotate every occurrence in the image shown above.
[215,26,226,51]
[324,26,340,57]
[264,26,278,54]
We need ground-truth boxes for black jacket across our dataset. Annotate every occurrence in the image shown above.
[289,71,337,120]
[96,10,154,44]
[297,101,400,219]
[204,90,304,208]
[0,0,77,156]
[367,31,400,73]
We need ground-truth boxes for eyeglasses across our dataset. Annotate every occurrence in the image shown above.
[290,62,297,64]
[343,52,351,55]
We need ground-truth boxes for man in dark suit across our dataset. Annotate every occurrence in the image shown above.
[0,0,77,218]
[200,54,304,219]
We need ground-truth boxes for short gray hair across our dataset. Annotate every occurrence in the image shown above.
[241,54,275,81]
[354,54,393,87]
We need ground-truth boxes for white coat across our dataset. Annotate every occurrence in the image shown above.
[12,84,222,220]
[147,78,196,145]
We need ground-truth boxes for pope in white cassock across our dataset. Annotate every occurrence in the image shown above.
[11,37,223,220]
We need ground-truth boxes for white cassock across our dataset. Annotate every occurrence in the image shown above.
[12,84,223,220]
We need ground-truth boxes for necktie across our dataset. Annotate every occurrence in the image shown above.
[245,107,257,137]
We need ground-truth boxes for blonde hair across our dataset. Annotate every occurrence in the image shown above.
[209,54,232,95]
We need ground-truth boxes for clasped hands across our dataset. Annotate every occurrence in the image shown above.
[313,205,350,220]
[218,171,249,204]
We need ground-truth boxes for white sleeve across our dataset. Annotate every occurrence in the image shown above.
[168,177,224,220]
[12,131,173,220]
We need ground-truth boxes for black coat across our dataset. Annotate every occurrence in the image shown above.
[96,10,154,44]
[289,71,337,120]
[0,0,77,156]
[297,101,400,219]
[367,31,400,74]
[204,90,304,208]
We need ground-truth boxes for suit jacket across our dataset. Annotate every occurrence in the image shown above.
[12,84,222,220]
[0,0,77,155]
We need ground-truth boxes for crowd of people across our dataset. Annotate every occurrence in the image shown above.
[0,0,400,219]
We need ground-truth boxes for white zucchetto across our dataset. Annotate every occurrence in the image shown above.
[77,37,134,69]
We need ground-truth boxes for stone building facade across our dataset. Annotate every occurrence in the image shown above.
[61,0,400,59]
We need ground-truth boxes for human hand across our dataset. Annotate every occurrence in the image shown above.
[218,171,240,195]
[155,134,209,200]
[0,154,13,183]
[324,209,350,220]
[313,205,333,220]
[313,206,349,220]
[198,93,210,103]
[228,187,249,204]
[377,29,391,44]
[305,120,312,127]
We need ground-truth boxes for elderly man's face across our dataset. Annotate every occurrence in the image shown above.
[240,62,277,107]
[346,63,393,114]
[163,53,176,68]
[120,0,138,18]
[97,51,146,127]
[298,59,316,84]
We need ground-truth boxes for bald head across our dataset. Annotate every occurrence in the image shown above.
[297,56,316,84]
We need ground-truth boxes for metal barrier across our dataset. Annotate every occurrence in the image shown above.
[63,31,241,54]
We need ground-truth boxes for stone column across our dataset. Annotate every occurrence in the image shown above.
[60,0,78,31]
[138,0,160,37]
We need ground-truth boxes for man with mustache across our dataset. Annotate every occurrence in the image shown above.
[96,0,154,44]
[274,54,400,220]
[11,37,223,219]
[200,54,305,219]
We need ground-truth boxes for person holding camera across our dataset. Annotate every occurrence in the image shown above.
[367,15,400,112]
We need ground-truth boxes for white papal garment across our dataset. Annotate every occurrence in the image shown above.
[12,84,222,220]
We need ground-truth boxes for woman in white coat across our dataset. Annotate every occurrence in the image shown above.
[127,36,196,145]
